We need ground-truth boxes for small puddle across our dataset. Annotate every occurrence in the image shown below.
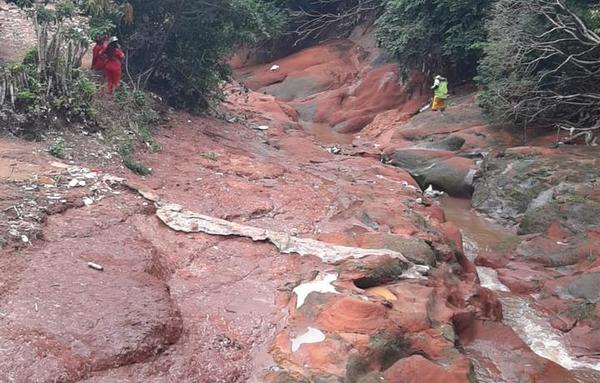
[292,272,338,309]
[440,196,600,378]
[304,123,354,145]
[291,327,326,352]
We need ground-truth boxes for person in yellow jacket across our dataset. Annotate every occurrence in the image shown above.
[431,75,448,112]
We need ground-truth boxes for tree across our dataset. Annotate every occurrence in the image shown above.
[375,0,490,79]
[115,0,286,109]
[478,0,600,139]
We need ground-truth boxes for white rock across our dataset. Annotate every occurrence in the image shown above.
[269,64,280,71]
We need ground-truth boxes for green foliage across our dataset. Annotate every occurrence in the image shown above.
[119,0,286,109]
[92,83,163,173]
[77,77,98,99]
[376,0,490,78]
[15,90,35,108]
[22,48,38,66]
[7,0,34,8]
[55,1,76,20]
[118,144,152,175]
[48,139,65,158]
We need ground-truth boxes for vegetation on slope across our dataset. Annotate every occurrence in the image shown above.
[478,0,600,133]
[4,0,599,135]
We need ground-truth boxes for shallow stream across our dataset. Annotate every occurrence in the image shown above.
[440,197,600,382]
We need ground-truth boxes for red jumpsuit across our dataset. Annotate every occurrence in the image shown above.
[104,48,125,94]
[91,41,108,71]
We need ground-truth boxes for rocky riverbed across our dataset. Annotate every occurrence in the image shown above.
[1,21,600,383]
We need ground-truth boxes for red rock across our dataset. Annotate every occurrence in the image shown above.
[309,66,426,133]
[460,320,579,383]
[387,283,435,332]
[467,287,503,321]
[474,251,509,268]
[408,328,455,360]
[426,205,447,224]
[271,330,351,378]
[317,297,390,334]
[383,355,469,383]
[439,221,463,252]
[568,326,600,358]
[546,222,572,240]
[456,251,478,279]
[237,40,358,93]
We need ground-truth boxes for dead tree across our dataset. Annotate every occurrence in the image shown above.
[486,0,600,142]
[288,0,382,46]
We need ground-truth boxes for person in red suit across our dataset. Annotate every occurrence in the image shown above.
[103,36,125,94]
[91,34,108,71]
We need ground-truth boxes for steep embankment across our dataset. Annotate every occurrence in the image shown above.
[2,20,600,383]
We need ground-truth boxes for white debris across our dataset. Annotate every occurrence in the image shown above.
[68,176,87,188]
[21,235,29,243]
[293,273,339,309]
[416,197,424,205]
[83,197,94,206]
[269,64,280,72]
[291,327,325,352]
[326,146,342,155]
[255,125,269,131]
[424,184,444,198]
[87,262,104,271]
[155,202,428,278]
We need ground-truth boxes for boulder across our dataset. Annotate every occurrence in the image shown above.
[383,148,476,197]
[382,355,469,383]
[472,148,600,226]
[316,297,391,334]
[422,135,466,151]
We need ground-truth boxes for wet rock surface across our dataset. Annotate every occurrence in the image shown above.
[462,146,600,380]
[1,106,500,382]
[2,16,600,383]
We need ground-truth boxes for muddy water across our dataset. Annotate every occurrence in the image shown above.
[304,122,354,145]
[440,197,600,382]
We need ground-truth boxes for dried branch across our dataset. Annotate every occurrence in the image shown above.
[288,0,382,46]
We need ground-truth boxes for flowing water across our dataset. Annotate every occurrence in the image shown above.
[440,197,600,382]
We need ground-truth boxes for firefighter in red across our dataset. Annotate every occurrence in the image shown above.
[91,35,108,71]
[103,37,125,94]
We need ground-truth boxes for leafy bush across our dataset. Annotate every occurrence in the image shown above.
[48,139,65,158]
[15,90,35,109]
[376,0,490,79]
[22,48,38,65]
[118,0,286,109]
